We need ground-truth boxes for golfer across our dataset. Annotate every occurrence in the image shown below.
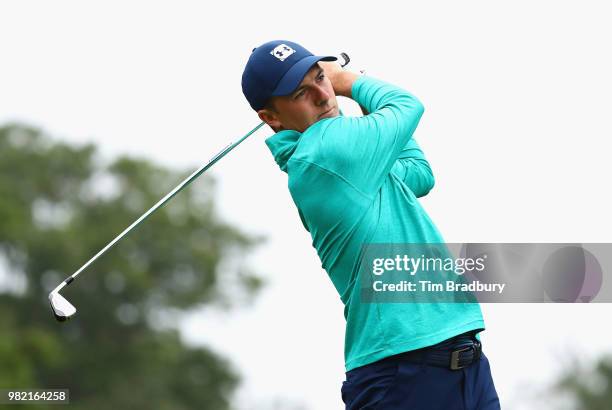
[242,40,500,409]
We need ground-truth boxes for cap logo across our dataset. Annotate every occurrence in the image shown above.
[270,44,296,62]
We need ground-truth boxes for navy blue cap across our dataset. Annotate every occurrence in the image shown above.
[241,40,337,111]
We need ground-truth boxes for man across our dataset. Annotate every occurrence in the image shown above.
[241,40,500,409]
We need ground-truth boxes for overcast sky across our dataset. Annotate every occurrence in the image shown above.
[2,1,611,409]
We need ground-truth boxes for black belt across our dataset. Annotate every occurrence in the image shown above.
[384,331,482,371]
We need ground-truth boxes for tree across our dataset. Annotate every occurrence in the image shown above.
[554,354,612,410]
[0,123,263,409]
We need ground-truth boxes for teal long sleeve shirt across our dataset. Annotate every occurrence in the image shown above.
[265,76,484,371]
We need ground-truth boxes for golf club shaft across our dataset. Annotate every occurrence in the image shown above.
[51,52,352,295]
[52,121,265,293]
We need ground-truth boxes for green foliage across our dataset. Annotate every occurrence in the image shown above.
[555,354,612,410]
[0,123,263,409]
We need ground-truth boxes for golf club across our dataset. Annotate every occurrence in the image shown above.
[49,52,352,322]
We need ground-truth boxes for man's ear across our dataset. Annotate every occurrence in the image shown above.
[257,108,282,132]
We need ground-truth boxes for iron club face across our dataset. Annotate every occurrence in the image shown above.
[49,291,77,322]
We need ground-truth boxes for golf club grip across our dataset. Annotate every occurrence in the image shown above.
[338,52,350,67]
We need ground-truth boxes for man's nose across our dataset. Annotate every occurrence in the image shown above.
[313,85,330,105]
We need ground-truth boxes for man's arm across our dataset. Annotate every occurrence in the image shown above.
[392,139,435,197]
[318,62,426,197]
[323,62,433,197]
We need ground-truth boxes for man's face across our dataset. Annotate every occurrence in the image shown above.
[258,63,339,133]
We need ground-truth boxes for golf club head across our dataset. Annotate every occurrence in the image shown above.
[49,291,77,322]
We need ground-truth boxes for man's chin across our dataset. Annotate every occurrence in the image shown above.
[319,107,338,120]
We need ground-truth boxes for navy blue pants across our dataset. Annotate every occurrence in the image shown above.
[341,351,500,409]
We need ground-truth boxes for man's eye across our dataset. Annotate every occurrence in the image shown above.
[294,90,306,99]
[317,73,325,81]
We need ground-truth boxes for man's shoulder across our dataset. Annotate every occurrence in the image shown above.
[294,116,353,160]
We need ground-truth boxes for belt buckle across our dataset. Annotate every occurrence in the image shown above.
[450,346,471,370]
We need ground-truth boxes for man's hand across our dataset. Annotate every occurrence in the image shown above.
[319,61,360,99]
